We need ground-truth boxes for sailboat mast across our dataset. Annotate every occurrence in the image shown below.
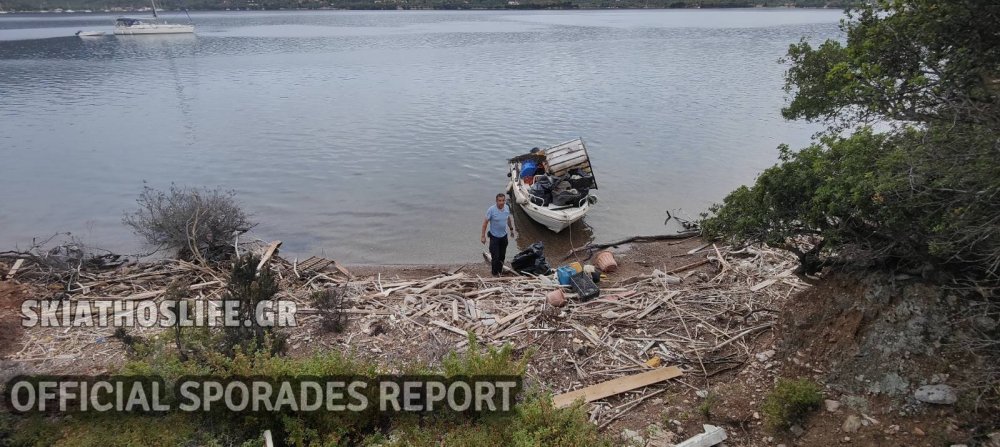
[150,0,158,18]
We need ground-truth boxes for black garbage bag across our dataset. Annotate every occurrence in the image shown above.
[529,257,552,275]
[552,188,582,207]
[532,175,555,192]
[511,242,552,275]
[530,177,555,206]
[511,242,543,271]
[567,169,595,190]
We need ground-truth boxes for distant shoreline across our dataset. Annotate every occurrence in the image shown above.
[0,5,847,14]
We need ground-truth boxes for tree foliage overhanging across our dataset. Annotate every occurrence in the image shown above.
[701,0,1000,283]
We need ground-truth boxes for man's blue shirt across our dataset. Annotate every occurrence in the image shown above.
[486,204,510,238]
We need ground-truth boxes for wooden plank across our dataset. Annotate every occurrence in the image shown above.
[69,280,222,302]
[496,306,532,325]
[256,241,282,273]
[415,273,465,293]
[430,320,469,337]
[636,291,680,319]
[297,256,323,271]
[665,259,711,275]
[552,366,683,408]
[463,286,503,298]
[5,259,24,280]
[676,424,727,447]
[301,259,333,272]
[686,243,711,255]
[464,299,478,320]
[494,321,527,339]
[332,260,353,279]
[749,278,778,292]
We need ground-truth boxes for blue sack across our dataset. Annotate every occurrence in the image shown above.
[520,161,538,179]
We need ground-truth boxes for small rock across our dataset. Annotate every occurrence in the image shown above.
[885,424,900,435]
[620,428,644,446]
[752,411,760,420]
[842,415,862,433]
[949,444,968,447]
[776,444,785,447]
[646,424,675,447]
[975,316,998,331]
[696,390,709,398]
[842,395,870,413]
[930,373,949,384]
[914,384,958,404]
[825,399,841,412]
[755,349,776,362]
[842,436,851,443]
[913,427,925,436]
[790,425,805,437]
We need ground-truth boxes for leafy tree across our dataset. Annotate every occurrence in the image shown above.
[702,0,1000,282]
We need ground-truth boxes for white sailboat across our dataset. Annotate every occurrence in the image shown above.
[114,0,194,35]
[507,138,599,233]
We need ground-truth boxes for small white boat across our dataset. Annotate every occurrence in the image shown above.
[76,30,106,37]
[113,0,194,35]
[114,17,194,35]
[508,138,599,233]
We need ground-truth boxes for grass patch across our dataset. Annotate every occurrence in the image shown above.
[762,378,823,430]
[697,393,717,420]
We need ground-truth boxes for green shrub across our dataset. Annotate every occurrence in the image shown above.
[442,333,531,377]
[761,378,822,430]
[697,393,717,419]
[220,254,287,357]
[6,331,602,447]
[701,0,1000,283]
[311,287,348,333]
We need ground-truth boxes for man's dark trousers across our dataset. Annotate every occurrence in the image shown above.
[489,233,508,275]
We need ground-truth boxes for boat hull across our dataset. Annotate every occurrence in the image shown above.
[508,164,592,233]
[114,24,194,35]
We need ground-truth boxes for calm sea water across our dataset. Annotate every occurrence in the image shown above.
[0,9,842,263]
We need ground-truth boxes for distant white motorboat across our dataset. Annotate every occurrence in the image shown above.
[508,138,599,233]
[76,30,106,37]
[113,0,194,35]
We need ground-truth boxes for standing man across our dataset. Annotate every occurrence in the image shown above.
[481,193,517,276]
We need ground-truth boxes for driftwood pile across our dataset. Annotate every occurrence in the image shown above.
[3,239,807,429]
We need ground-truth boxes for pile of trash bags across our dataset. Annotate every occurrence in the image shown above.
[529,168,594,207]
[510,242,552,275]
